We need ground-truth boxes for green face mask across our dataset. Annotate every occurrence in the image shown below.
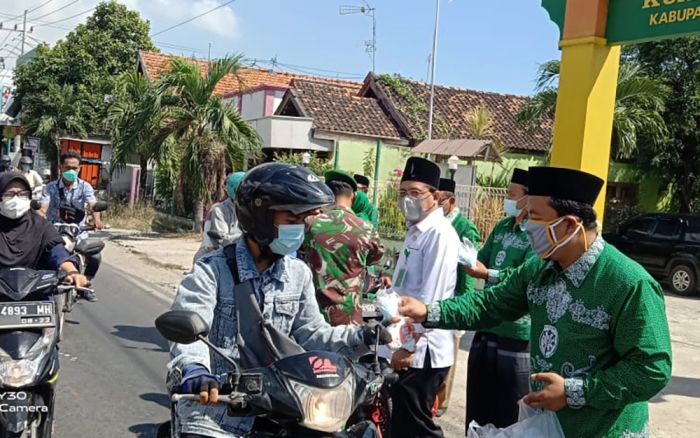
[62,169,78,182]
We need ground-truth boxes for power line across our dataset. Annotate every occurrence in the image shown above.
[0,12,71,31]
[29,0,81,21]
[151,0,236,37]
[35,5,96,26]
[27,0,56,14]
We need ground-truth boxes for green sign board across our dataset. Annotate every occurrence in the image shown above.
[607,0,700,44]
[542,0,700,45]
[541,0,566,40]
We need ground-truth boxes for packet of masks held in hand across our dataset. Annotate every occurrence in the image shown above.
[375,288,425,354]
[376,288,400,321]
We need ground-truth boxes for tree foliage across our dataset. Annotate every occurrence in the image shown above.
[14,1,156,167]
[517,59,669,160]
[110,55,262,228]
[624,37,700,213]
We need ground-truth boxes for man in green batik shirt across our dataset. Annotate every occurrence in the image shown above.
[399,166,672,438]
[435,177,482,416]
[460,168,535,429]
[438,178,481,296]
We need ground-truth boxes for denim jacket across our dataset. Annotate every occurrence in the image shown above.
[168,237,366,437]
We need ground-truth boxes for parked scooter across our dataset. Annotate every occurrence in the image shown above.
[0,267,90,437]
[155,310,397,438]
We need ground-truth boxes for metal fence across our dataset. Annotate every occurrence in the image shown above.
[372,180,508,242]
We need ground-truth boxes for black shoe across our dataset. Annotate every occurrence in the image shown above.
[81,289,98,302]
[435,407,447,418]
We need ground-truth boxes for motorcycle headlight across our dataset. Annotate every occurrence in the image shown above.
[0,328,55,388]
[289,376,355,433]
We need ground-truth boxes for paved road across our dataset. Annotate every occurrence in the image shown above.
[54,263,172,438]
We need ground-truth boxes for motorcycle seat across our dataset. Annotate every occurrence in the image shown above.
[75,238,105,256]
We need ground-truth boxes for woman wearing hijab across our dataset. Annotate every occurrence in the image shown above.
[351,190,379,230]
[0,172,87,287]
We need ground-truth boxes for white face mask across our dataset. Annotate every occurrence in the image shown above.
[503,199,521,217]
[0,196,31,219]
[398,195,427,222]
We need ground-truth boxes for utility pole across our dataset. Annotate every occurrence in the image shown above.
[427,0,440,140]
[20,9,27,55]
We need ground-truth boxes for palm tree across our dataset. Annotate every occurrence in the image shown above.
[157,55,261,230]
[23,83,88,175]
[108,71,177,198]
[518,60,669,159]
[465,106,509,186]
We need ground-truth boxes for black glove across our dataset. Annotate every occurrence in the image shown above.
[361,320,392,347]
[179,364,219,395]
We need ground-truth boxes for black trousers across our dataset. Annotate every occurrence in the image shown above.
[466,331,531,434]
[390,348,449,438]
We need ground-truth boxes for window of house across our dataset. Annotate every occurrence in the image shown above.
[652,218,680,240]
[606,182,639,206]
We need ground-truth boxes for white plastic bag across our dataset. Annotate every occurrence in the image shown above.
[375,288,400,321]
[466,400,564,438]
[458,237,478,268]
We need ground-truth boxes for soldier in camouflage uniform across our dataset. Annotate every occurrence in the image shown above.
[303,170,384,326]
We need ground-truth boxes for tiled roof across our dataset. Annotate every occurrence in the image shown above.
[371,75,551,153]
[138,51,362,96]
[282,79,404,141]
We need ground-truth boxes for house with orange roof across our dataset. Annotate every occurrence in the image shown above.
[138,51,663,214]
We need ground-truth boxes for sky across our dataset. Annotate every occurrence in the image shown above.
[0,0,562,96]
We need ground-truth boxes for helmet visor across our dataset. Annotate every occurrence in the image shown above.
[269,202,330,215]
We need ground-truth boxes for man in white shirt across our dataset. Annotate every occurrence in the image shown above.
[389,156,459,438]
[19,157,43,196]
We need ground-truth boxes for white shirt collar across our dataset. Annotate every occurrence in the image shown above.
[412,208,444,233]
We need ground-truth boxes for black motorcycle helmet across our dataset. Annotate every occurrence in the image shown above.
[0,155,10,165]
[236,162,334,247]
[19,157,32,170]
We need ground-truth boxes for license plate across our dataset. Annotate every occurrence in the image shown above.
[0,302,55,329]
[362,302,379,315]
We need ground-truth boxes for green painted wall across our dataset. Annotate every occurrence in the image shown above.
[334,139,411,182]
[607,162,663,212]
[334,143,664,212]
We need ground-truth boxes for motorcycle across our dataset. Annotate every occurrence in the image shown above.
[0,267,88,437]
[155,310,397,438]
[30,200,107,340]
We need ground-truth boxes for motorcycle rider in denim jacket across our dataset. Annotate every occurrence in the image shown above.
[168,163,376,438]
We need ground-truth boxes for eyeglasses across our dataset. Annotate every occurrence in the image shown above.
[399,189,432,198]
[1,190,31,202]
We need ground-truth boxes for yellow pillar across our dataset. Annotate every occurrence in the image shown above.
[549,0,620,220]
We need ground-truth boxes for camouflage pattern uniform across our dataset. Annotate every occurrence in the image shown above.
[303,206,384,326]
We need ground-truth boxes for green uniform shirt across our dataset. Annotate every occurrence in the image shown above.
[430,237,672,438]
[477,216,534,340]
[450,211,481,296]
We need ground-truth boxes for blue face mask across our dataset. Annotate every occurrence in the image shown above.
[269,224,305,255]
[62,169,78,182]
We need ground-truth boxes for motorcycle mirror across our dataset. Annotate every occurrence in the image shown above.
[155,310,210,344]
[92,201,109,212]
[30,200,42,211]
